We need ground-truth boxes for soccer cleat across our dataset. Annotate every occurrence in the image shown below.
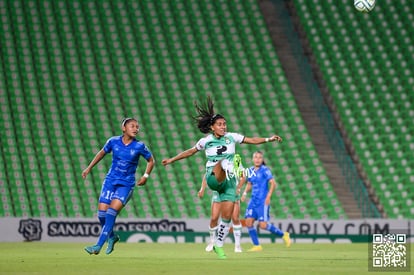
[234,245,242,253]
[283,232,291,248]
[84,245,101,255]
[233,154,243,177]
[213,245,227,259]
[248,245,263,252]
[205,241,214,252]
[106,234,120,255]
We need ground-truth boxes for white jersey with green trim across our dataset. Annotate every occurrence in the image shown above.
[194,132,244,168]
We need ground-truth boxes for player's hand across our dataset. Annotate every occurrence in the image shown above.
[162,159,172,166]
[137,177,147,186]
[241,193,247,202]
[81,168,90,179]
[269,135,282,143]
[198,188,205,198]
[265,196,271,206]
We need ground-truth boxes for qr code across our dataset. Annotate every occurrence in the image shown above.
[372,233,407,269]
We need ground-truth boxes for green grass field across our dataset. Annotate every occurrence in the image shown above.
[0,243,411,275]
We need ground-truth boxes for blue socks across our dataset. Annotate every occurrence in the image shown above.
[98,210,106,226]
[98,210,114,239]
[266,223,284,237]
[97,208,118,247]
[248,224,284,245]
[247,226,260,245]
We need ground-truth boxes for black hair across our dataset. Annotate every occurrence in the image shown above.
[121,117,137,127]
[253,150,266,166]
[192,96,225,134]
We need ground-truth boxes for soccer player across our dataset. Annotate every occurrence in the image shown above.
[198,175,243,253]
[82,118,154,255]
[162,96,282,259]
[239,151,291,251]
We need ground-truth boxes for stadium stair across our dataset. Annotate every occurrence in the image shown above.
[259,0,364,218]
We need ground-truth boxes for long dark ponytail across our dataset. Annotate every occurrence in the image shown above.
[192,96,225,134]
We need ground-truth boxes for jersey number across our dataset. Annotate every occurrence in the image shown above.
[102,190,113,201]
[216,145,227,155]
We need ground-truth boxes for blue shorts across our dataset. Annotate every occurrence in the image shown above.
[244,202,270,222]
[99,179,134,206]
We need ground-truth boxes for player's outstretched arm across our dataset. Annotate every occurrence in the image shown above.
[162,147,198,166]
[82,149,106,179]
[243,135,282,145]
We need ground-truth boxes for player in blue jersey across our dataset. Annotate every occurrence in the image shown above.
[82,118,154,255]
[162,96,282,259]
[239,151,291,251]
[198,175,243,253]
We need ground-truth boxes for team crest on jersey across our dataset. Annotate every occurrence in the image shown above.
[130,149,135,156]
[224,137,231,144]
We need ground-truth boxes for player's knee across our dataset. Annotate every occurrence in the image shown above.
[232,212,240,223]
[259,222,267,229]
[245,220,254,227]
[210,216,219,225]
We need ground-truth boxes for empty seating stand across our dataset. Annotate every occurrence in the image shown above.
[293,0,414,218]
[0,0,345,219]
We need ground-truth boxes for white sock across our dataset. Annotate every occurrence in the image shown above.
[209,226,217,243]
[215,220,231,247]
[233,224,242,247]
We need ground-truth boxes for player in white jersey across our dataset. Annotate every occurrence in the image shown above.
[162,96,282,259]
[198,175,243,253]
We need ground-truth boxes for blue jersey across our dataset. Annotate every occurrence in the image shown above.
[103,136,152,186]
[247,165,273,205]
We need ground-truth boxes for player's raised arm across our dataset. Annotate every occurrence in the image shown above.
[162,147,198,166]
[242,135,282,144]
